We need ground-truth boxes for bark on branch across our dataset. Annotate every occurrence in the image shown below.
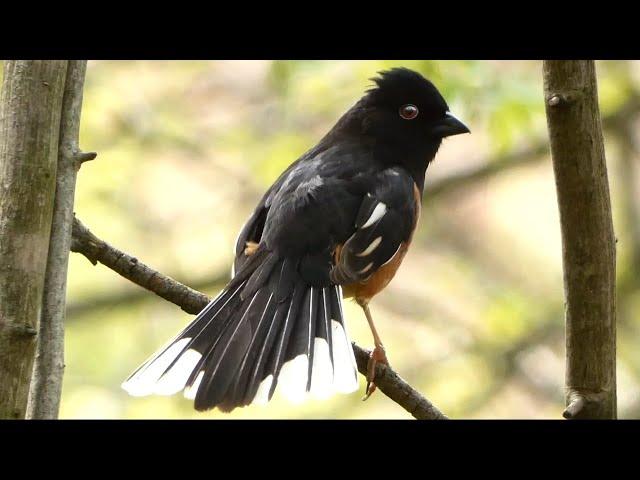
[543,60,617,419]
[70,217,448,420]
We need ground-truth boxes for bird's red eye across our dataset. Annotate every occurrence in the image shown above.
[399,104,419,120]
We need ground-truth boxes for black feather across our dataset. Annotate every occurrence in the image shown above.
[305,288,318,391]
[194,289,267,410]
[223,259,289,407]
[318,287,333,370]
[242,253,278,300]
[241,301,288,405]
[266,285,305,399]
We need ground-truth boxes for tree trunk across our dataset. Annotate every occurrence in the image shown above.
[27,61,93,419]
[543,60,617,419]
[0,61,67,419]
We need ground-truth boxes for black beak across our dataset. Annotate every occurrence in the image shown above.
[431,111,470,138]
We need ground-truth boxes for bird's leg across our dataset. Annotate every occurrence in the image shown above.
[357,299,389,400]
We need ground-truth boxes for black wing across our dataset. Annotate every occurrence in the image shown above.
[232,142,356,275]
[235,143,418,287]
[329,168,417,285]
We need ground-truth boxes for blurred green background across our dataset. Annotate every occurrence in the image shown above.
[8,60,640,419]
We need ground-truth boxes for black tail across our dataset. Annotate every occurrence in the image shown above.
[122,252,359,412]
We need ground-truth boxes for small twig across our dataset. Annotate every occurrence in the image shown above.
[4,323,38,338]
[563,388,611,419]
[563,393,586,419]
[70,216,447,420]
[75,151,97,164]
[546,90,581,108]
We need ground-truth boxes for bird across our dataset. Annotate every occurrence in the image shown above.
[121,67,469,412]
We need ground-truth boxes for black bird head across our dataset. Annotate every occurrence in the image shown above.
[359,67,469,144]
[317,68,469,188]
[324,68,469,179]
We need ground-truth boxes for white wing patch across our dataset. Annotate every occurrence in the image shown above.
[356,236,382,257]
[360,202,387,229]
[357,262,374,275]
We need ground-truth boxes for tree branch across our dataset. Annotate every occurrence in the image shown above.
[543,60,617,419]
[70,217,448,420]
[27,61,90,419]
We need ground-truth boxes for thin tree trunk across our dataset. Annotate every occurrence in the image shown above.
[26,61,94,419]
[0,61,67,419]
[543,60,617,419]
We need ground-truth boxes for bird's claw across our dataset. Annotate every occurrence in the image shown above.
[362,344,388,401]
